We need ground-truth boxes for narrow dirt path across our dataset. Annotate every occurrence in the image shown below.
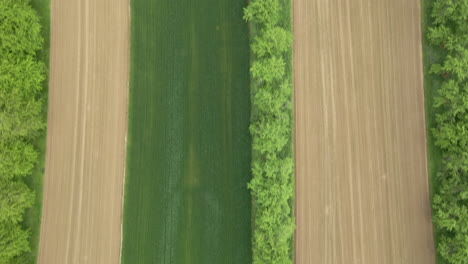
[38,0,129,263]
[294,0,435,263]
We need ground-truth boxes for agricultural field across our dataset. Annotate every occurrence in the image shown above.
[3,0,453,263]
[120,0,252,263]
[37,0,129,263]
[294,0,435,263]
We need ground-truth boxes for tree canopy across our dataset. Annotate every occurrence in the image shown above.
[0,0,46,262]
[245,0,294,263]
[428,0,468,263]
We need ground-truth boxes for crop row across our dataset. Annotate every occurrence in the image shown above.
[426,1,468,263]
[244,0,294,263]
[0,0,46,262]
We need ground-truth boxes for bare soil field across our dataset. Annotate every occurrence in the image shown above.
[294,0,435,263]
[37,0,129,263]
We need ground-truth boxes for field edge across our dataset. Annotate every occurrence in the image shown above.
[22,0,51,263]
[420,0,446,263]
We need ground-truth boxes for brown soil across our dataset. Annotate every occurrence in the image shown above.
[293,0,435,263]
[37,0,129,263]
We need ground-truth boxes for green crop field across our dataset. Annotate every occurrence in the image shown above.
[121,0,252,263]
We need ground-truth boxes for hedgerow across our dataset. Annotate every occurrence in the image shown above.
[0,0,46,262]
[244,0,294,263]
[426,0,468,263]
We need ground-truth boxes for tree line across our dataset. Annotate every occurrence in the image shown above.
[244,0,294,263]
[427,0,468,263]
[0,0,46,262]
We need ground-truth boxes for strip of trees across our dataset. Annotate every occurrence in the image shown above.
[0,0,46,262]
[244,0,294,263]
[427,1,468,263]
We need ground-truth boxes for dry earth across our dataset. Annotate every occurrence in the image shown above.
[37,0,129,263]
[294,0,435,263]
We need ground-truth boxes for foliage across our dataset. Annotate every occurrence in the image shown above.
[0,222,31,264]
[0,0,43,57]
[244,0,281,27]
[0,0,46,263]
[252,27,291,58]
[0,141,38,180]
[245,0,294,263]
[427,0,468,263]
[0,180,35,224]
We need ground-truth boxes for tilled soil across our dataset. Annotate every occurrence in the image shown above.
[37,0,129,263]
[293,0,435,263]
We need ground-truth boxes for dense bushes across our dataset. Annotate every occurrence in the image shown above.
[426,0,468,263]
[0,0,46,262]
[244,0,294,263]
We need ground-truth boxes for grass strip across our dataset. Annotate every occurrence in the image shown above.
[421,0,444,263]
[23,0,50,263]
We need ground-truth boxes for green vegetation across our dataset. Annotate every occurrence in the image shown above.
[121,0,252,263]
[244,0,294,263]
[422,0,468,263]
[22,0,50,263]
[0,0,49,263]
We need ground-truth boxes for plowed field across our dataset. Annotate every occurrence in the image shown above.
[294,0,435,263]
[37,0,129,263]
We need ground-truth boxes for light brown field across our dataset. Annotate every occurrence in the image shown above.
[37,0,129,263]
[293,0,435,263]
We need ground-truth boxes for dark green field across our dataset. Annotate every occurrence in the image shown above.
[121,0,252,263]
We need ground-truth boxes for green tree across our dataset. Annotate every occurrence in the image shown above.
[0,141,38,180]
[0,180,34,223]
[428,2,468,263]
[0,0,46,261]
[0,55,46,99]
[433,170,468,264]
[252,79,291,117]
[0,92,44,141]
[0,0,43,57]
[252,27,291,58]
[251,57,286,84]
[245,0,294,262]
[243,0,281,27]
[0,221,31,264]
